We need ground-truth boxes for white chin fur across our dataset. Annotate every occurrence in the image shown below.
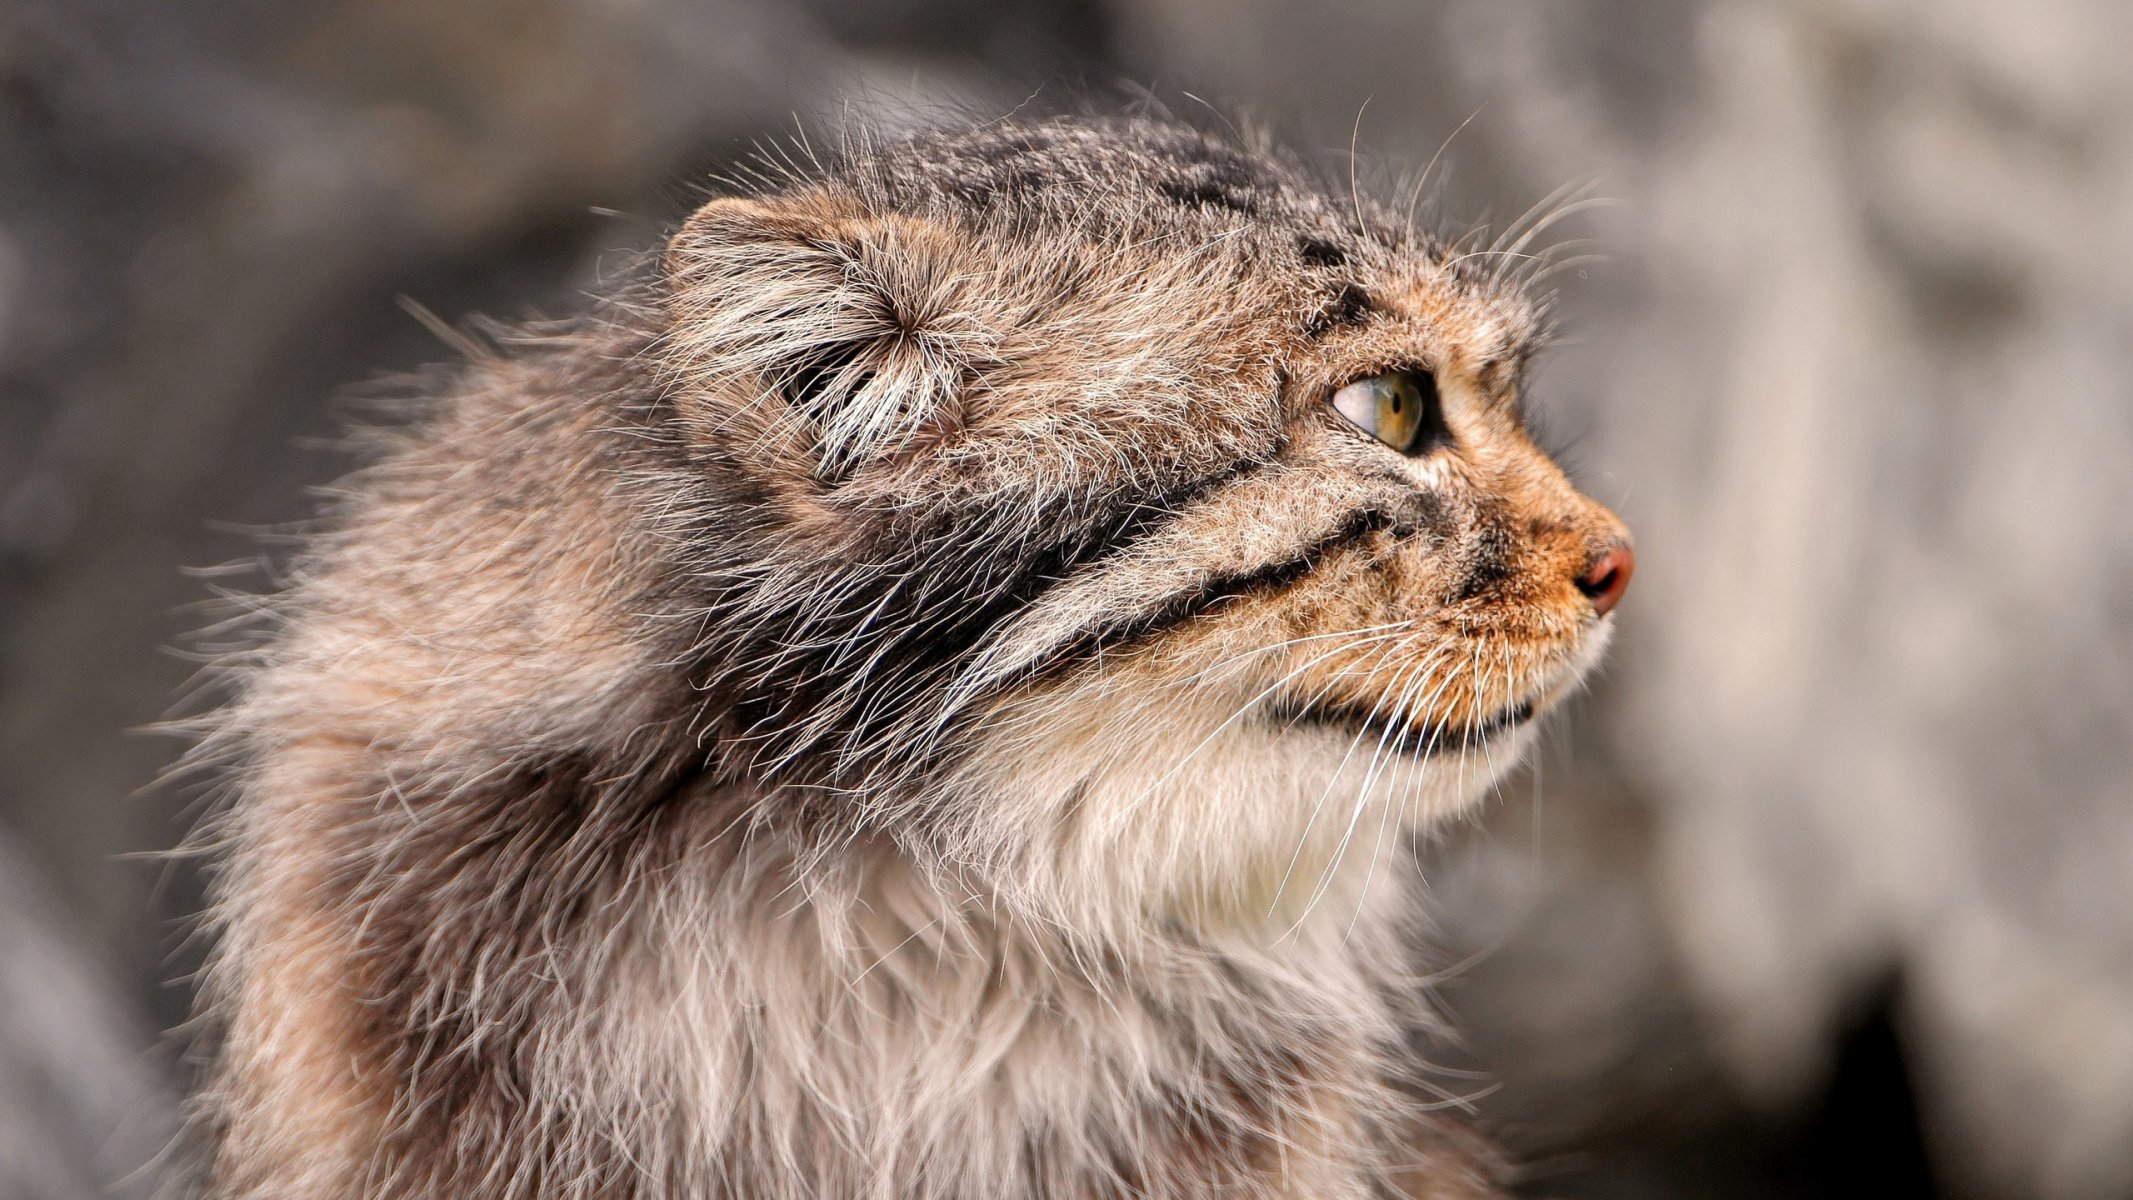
[940,680,1542,937]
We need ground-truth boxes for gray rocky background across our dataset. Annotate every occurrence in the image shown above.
[2,1,2127,1197]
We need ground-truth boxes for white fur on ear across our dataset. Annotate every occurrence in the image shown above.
[663,195,993,476]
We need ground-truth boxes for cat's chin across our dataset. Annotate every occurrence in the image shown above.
[1262,694,1539,759]
[941,686,1546,936]
[1268,710,1543,816]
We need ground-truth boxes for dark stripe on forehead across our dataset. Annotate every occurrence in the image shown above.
[1296,236,1348,268]
[1305,283,1375,338]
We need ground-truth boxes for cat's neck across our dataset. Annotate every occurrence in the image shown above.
[611,813,1425,1196]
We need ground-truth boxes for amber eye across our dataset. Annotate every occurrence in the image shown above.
[1327,370,1442,455]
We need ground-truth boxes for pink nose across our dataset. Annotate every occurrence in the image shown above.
[1577,542,1634,618]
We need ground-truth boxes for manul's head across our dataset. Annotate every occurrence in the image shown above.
[657,113,1630,924]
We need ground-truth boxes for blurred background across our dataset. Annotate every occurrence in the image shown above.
[3,0,2130,1196]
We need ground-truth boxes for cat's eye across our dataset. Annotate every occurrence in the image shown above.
[1327,370,1442,455]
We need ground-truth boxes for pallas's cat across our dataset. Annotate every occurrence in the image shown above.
[191,113,1632,1200]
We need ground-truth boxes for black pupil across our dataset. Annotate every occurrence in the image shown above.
[1385,371,1447,455]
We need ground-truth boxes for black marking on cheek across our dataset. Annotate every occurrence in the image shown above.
[1029,507,1402,676]
[1305,284,1374,338]
[813,459,1285,698]
[703,448,1297,780]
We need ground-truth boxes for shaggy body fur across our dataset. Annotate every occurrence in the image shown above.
[189,113,1628,1199]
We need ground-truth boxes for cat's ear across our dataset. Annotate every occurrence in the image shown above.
[662,194,991,478]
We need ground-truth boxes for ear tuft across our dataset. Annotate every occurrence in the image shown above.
[663,194,990,478]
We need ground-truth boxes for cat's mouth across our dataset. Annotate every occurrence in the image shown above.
[1265,694,1538,757]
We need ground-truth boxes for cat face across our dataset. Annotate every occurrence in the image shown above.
[660,116,1628,920]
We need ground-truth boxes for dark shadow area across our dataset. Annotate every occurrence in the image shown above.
[1524,981,1941,1199]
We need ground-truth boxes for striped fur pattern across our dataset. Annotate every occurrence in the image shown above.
[188,113,1628,1199]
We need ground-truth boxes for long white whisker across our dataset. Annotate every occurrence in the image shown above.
[1284,647,1446,934]
[1268,645,1433,922]
[1180,620,1415,685]
[1112,627,1419,822]
[1341,648,1444,939]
